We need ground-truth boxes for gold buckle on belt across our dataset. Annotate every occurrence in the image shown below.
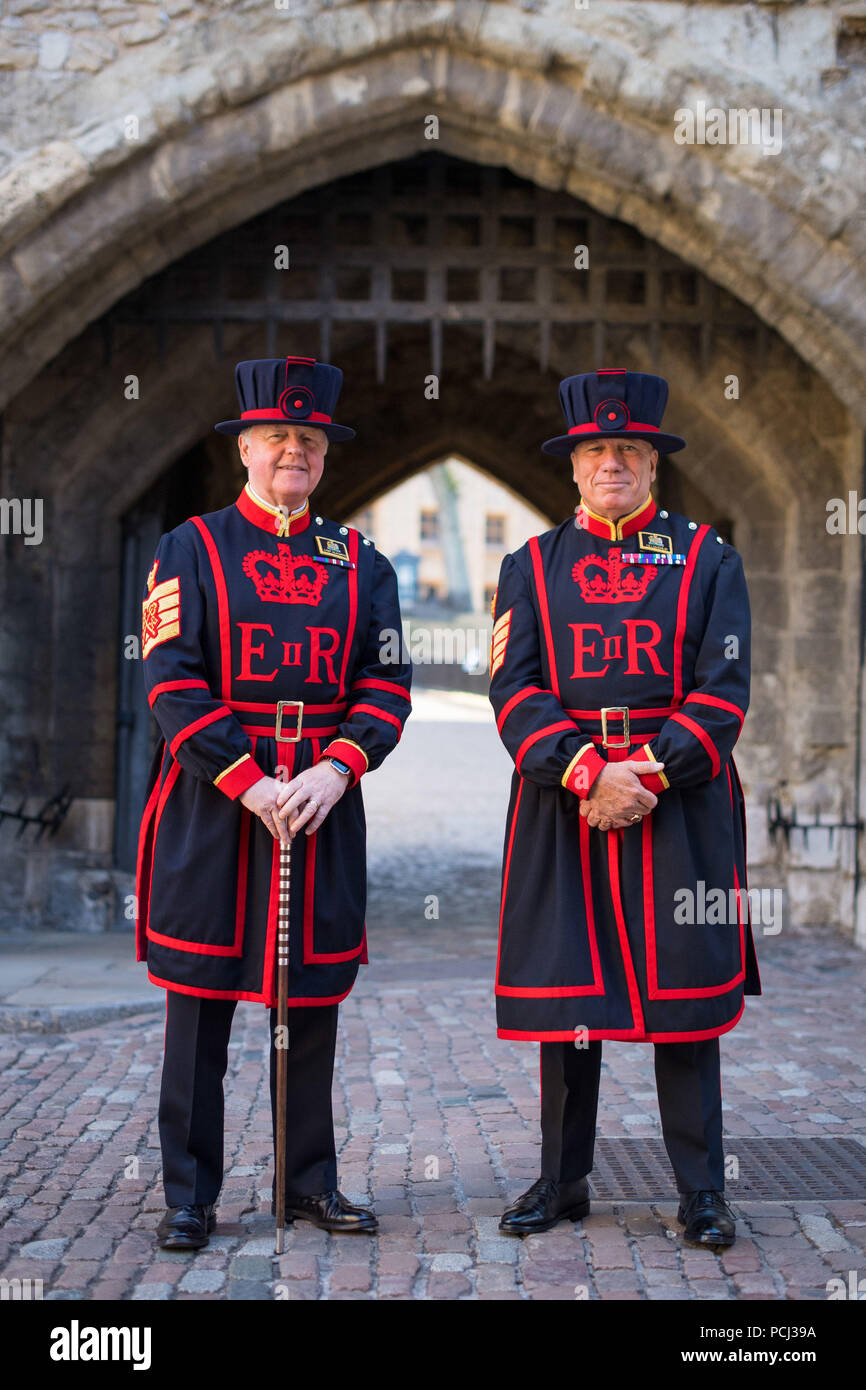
[275,700,304,742]
[600,706,630,748]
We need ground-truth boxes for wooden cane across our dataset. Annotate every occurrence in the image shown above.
[274,830,291,1255]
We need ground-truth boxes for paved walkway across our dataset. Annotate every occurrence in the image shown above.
[1,692,864,1300]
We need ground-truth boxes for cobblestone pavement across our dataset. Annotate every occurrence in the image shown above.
[1,693,865,1301]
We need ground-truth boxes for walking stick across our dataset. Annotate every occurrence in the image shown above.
[274,829,292,1255]
[273,696,303,1255]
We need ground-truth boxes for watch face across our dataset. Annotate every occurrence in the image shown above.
[329,758,351,776]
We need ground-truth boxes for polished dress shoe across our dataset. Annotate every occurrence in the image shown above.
[677,1190,736,1247]
[156,1203,216,1250]
[499,1176,590,1236]
[273,1189,378,1233]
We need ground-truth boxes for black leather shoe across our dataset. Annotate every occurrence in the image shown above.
[156,1203,216,1250]
[499,1177,590,1236]
[677,1190,736,1247]
[274,1190,378,1233]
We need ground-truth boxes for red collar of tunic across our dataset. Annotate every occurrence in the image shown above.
[235,482,311,536]
[575,493,657,541]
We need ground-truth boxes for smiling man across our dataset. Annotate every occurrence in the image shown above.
[136,356,411,1249]
[489,368,761,1249]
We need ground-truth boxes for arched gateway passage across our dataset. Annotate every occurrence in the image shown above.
[0,152,861,943]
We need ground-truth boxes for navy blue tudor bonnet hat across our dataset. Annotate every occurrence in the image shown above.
[542,367,686,456]
[215,356,356,441]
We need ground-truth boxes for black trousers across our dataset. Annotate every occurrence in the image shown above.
[158,991,339,1207]
[540,1037,725,1194]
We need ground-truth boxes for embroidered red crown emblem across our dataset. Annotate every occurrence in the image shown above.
[242,545,329,605]
[572,548,658,603]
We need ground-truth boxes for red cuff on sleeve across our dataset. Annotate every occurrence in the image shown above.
[636,742,669,795]
[318,738,369,787]
[562,743,607,799]
[213,753,266,800]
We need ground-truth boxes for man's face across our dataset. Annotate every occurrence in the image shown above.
[238,423,328,509]
[571,436,658,519]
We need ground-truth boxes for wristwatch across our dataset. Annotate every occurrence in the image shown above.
[326,757,353,778]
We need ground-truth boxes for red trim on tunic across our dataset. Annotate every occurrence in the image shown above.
[729,756,752,931]
[237,723,340,738]
[642,812,744,1000]
[528,536,561,700]
[350,677,410,700]
[214,754,266,800]
[575,496,658,541]
[335,527,359,699]
[146,972,354,1007]
[302,747,366,965]
[146,928,244,957]
[227,698,348,715]
[732,861,746,992]
[144,759,182,949]
[684,691,746,727]
[135,745,166,960]
[565,705,678,720]
[148,678,209,708]
[496,983,603,998]
[496,1001,745,1044]
[564,745,607,797]
[670,711,721,777]
[319,738,367,785]
[302,801,318,964]
[495,778,523,990]
[309,903,365,961]
[496,685,543,733]
[169,705,231,759]
[728,763,749,976]
[514,720,576,774]
[146,744,246,959]
[605,829,645,1034]
[579,811,604,991]
[671,524,710,705]
[496,786,605,998]
[235,807,251,954]
[347,702,403,734]
[587,731,659,744]
[190,515,232,699]
[235,487,311,536]
[640,777,667,795]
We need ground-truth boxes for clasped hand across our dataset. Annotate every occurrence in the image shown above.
[239,763,349,843]
[579,759,665,832]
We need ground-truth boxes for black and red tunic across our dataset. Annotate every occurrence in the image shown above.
[135,484,411,1006]
[489,494,760,1043]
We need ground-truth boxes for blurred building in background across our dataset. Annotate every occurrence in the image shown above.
[348,458,552,616]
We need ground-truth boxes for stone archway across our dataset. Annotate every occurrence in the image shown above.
[0,5,864,424]
[0,129,862,936]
